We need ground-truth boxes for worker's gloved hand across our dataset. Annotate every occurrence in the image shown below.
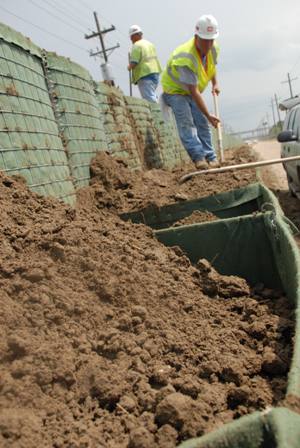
[212,85,221,96]
[207,114,220,128]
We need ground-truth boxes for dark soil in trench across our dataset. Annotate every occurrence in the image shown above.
[0,147,294,447]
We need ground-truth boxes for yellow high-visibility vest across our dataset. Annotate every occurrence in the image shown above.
[130,39,162,84]
[161,37,219,94]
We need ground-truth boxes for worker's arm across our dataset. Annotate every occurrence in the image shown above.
[128,45,141,71]
[211,75,220,96]
[186,84,219,128]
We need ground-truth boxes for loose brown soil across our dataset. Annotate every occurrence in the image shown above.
[0,147,294,447]
[81,146,256,214]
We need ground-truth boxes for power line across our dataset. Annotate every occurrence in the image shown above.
[62,0,93,19]
[0,5,89,53]
[67,0,129,42]
[28,0,86,34]
[77,0,94,12]
[42,0,90,31]
[57,0,93,26]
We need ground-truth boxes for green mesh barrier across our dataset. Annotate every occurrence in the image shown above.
[0,21,41,58]
[124,96,166,169]
[0,22,76,205]
[94,83,142,170]
[44,53,108,189]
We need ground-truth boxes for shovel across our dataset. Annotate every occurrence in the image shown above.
[179,155,300,184]
[213,93,224,163]
[128,52,133,96]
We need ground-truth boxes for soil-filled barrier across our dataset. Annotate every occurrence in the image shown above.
[120,182,295,230]
[155,209,300,447]
[44,53,108,190]
[0,23,75,204]
[0,20,244,206]
[94,83,142,170]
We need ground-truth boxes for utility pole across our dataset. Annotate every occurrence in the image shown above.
[281,72,298,98]
[274,94,282,129]
[266,113,270,136]
[85,12,120,85]
[270,98,276,127]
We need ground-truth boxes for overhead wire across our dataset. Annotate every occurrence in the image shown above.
[60,0,130,45]
[27,0,87,34]
[54,0,130,66]
[0,4,89,53]
[42,0,91,31]
[57,0,94,27]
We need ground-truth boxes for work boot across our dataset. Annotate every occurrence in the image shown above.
[194,160,209,170]
[208,160,221,168]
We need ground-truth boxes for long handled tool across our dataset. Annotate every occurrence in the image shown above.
[128,52,133,97]
[179,155,300,184]
[213,93,224,163]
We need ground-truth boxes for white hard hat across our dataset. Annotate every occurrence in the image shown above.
[129,24,143,37]
[195,15,219,40]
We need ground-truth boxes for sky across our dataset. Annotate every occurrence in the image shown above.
[1,0,300,132]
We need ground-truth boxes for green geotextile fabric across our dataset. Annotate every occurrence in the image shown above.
[0,22,41,58]
[179,408,300,448]
[156,212,300,447]
[94,83,142,170]
[0,23,76,205]
[155,212,282,287]
[44,53,108,189]
[120,182,289,230]
[125,96,166,169]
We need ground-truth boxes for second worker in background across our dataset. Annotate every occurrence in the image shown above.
[162,15,221,169]
[128,25,162,103]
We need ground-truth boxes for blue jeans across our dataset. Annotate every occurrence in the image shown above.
[137,74,159,103]
[163,93,217,162]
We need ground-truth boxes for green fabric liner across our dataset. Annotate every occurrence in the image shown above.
[155,212,282,288]
[155,212,300,447]
[179,408,300,448]
[0,21,41,58]
[120,182,285,230]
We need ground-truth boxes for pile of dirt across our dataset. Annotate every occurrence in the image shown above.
[80,146,257,214]
[173,210,219,227]
[0,172,294,447]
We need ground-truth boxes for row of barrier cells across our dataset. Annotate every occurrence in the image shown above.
[0,22,76,205]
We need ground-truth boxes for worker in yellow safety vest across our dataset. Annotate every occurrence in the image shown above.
[128,24,162,103]
[161,15,221,169]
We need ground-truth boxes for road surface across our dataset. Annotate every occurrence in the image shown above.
[252,139,288,191]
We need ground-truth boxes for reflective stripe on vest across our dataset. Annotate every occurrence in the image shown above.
[166,52,200,92]
[173,52,198,67]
